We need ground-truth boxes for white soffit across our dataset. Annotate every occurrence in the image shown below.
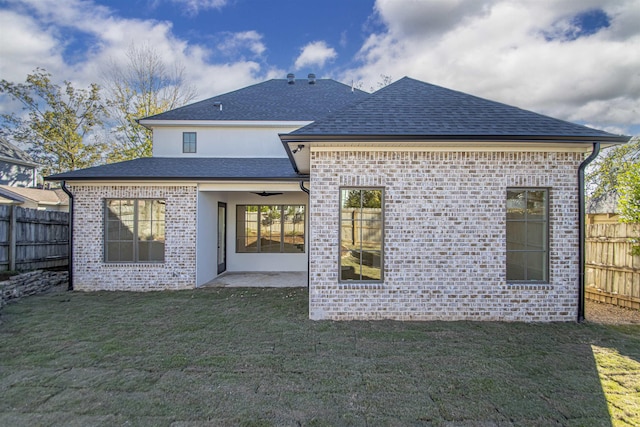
[198,182,306,192]
[139,120,312,128]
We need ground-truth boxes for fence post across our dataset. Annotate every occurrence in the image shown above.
[9,205,16,271]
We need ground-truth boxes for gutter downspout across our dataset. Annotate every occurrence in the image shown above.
[300,181,310,289]
[299,181,309,195]
[578,142,600,323]
[61,181,74,291]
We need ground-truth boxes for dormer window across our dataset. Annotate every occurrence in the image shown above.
[183,132,197,153]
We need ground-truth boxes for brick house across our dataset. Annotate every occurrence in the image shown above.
[46,75,629,321]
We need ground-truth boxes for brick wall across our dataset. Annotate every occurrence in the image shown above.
[69,185,197,291]
[309,150,584,321]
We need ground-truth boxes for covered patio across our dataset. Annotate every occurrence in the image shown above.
[202,271,307,288]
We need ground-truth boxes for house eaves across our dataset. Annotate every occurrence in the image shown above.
[0,154,39,168]
[138,120,313,129]
[0,136,39,166]
[44,157,307,182]
[0,185,66,205]
[280,133,631,145]
[281,135,631,175]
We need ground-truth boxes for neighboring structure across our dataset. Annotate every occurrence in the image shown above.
[0,135,38,187]
[0,185,69,211]
[46,75,630,322]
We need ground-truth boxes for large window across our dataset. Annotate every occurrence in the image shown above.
[340,188,383,282]
[105,199,166,263]
[183,132,196,153]
[236,205,305,253]
[506,189,548,282]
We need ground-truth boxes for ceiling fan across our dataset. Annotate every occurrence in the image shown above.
[251,191,284,197]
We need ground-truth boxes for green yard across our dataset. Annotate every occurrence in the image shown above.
[1,288,638,426]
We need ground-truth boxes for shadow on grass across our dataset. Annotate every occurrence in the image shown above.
[0,287,638,426]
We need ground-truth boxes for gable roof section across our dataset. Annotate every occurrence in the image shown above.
[45,157,302,182]
[141,79,369,122]
[0,185,68,206]
[285,77,629,143]
[0,135,38,166]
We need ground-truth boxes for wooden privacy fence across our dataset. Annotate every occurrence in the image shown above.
[0,205,69,272]
[586,222,640,310]
[340,208,383,245]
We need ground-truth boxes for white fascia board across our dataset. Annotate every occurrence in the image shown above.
[198,182,305,192]
[0,155,39,167]
[62,181,306,191]
[306,141,603,152]
[64,181,200,187]
[139,120,312,128]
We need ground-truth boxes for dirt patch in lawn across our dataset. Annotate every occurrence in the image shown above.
[586,300,640,325]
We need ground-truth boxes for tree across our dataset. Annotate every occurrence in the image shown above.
[617,162,640,255]
[102,44,197,162]
[618,162,640,222]
[586,137,640,210]
[343,190,382,208]
[370,74,393,92]
[0,68,107,176]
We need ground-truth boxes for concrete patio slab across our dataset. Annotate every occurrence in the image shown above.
[201,272,307,288]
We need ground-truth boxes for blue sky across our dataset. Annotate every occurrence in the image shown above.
[1,0,639,136]
[57,0,380,73]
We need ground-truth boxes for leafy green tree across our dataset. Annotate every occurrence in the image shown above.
[102,44,197,162]
[587,137,640,209]
[617,162,640,254]
[343,190,382,208]
[618,163,640,222]
[0,68,107,176]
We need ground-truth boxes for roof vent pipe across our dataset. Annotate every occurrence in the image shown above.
[287,73,295,84]
[213,101,222,111]
[308,73,316,84]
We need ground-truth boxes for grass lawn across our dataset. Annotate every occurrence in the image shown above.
[0,288,639,426]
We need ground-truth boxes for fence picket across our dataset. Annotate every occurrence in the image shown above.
[586,221,640,310]
[0,205,69,271]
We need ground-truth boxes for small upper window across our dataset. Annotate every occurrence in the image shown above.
[183,132,196,153]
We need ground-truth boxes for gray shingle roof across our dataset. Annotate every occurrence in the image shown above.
[0,135,37,165]
[290,77,628,142]
[45,157,301,181]
[142,79,369,122]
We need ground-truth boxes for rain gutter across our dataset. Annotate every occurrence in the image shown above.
[60,181,74,291]
[300,181,310,289]
[577,142,600,322]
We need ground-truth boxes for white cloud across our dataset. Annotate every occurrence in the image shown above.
[344,0,640,135]
[168,0,229,15]
[374,0,491,38]
[294,41,337,71]
[0,0,268,106]
[0,10,63,82]
[218,31,266,57]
